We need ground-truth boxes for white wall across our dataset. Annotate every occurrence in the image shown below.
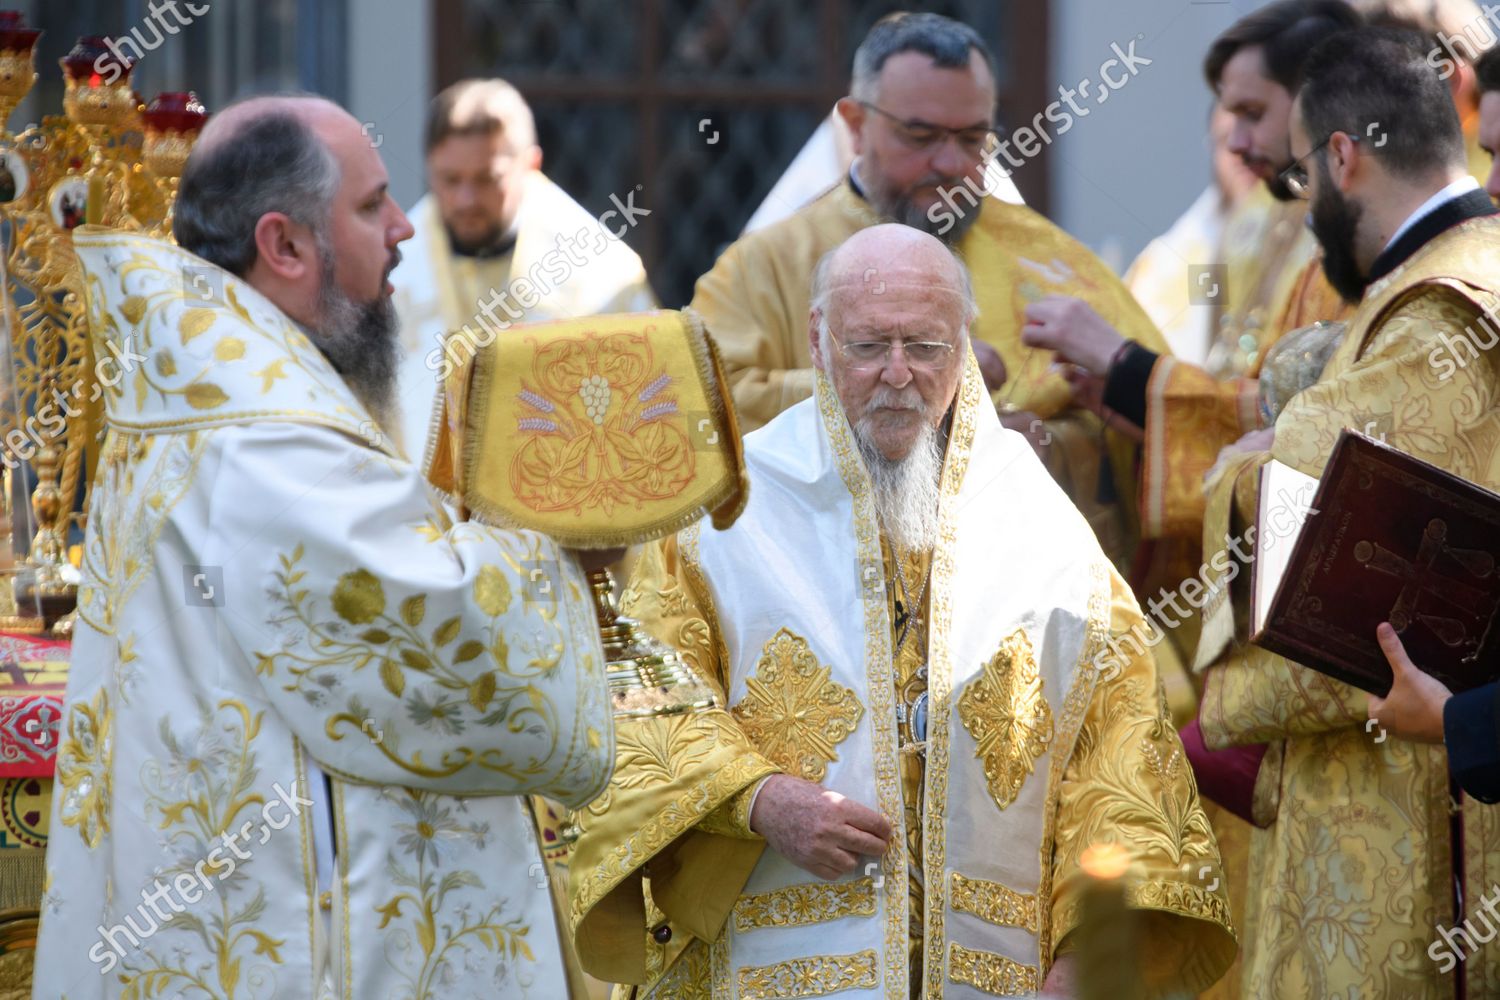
[345,0,432,212]
[1048,0,1270,271]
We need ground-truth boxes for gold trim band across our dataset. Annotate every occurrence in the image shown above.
[732,876,878,932]
[947,943,1040,997]
[949,872,1039,933]
[735,950,879,999]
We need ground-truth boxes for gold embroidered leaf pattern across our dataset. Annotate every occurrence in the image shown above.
[179,306,215,342]
[731,629,863,782]
[433,615,462,646]
[469,673,496,710]
[612,713,723,790]
[56,686,113,848]
[183,382,229,410]
[401,594,426,627]
[474,564,511,616]
[380,659,405,697]
[120,294,147,324]
[213,336,246,362]
[958,628,1053,810]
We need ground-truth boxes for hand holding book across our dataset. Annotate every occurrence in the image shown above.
[1367,621,1453,743]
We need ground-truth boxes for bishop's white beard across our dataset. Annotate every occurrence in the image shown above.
[852,387,945,554]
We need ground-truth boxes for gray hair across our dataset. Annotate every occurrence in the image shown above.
[810,244,980,326]
[850,12,998,103]
[174,108,341,276]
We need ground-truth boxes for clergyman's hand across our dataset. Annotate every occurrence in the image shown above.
[1039,953,1078,997]
[999,408,1053,464]
[970,338,1008,392]
[1061,365,1143,443]
[1020,295,1126,376]
[749,774,892,880]
[1204,426,1274,486]
[1368,621,1452,744]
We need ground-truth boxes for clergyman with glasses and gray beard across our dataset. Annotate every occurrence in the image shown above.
[31,95,618,999]
[569,225,1236,998]
[687,11,1171,573]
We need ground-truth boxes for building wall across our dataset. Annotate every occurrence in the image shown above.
[346,0,431,213]
[1049,0,1267,271]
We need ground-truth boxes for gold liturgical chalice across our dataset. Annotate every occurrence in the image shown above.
[425,308,747,720]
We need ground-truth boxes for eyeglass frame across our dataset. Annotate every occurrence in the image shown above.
[827,332,962,372]
[1280,131,1362,200]
[856,100,998,155]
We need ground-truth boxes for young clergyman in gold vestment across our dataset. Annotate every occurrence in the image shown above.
[567,225,1235,998]
[1196,29,1500,997]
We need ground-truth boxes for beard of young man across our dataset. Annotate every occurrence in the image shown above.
[861,166,982,245]
[1308,157,1369,304]
[305,242,403,439]
[851,385,946,554]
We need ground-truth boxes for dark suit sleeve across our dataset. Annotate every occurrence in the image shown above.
[1444,681,1500,803]
[1101,341,1159,429]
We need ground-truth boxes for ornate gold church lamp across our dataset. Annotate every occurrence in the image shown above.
[58,37,141,227]
[141,91,207,237]
[0,32,196,632]
[0,12,40,145]
[426,309,748,719]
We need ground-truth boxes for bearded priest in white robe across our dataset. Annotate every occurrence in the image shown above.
[32,96,614,1000]
[389,78,656,464]
[568,226,1236,998]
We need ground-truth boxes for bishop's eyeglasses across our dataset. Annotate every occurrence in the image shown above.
[831,336,959,372]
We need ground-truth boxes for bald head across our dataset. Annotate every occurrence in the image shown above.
[173,93,414,437]
[811,224,976,319]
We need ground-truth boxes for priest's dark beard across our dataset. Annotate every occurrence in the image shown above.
[852,388,945,553]
[446,221,509,257]
[307,245,401,437]
[861,168,981,245]
[1309,167,1368,304]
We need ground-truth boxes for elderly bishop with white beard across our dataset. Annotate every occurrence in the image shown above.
[568,225,1236,999]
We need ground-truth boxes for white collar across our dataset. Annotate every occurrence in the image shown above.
[1383,176,1481,252]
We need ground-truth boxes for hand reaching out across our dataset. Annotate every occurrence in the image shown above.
[1020,295,1126,376]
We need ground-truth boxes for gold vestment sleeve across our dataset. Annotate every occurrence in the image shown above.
[569,535,779,985]
[1050,569,1238,997]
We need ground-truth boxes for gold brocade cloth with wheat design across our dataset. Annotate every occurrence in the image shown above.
[428,310,747,548]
